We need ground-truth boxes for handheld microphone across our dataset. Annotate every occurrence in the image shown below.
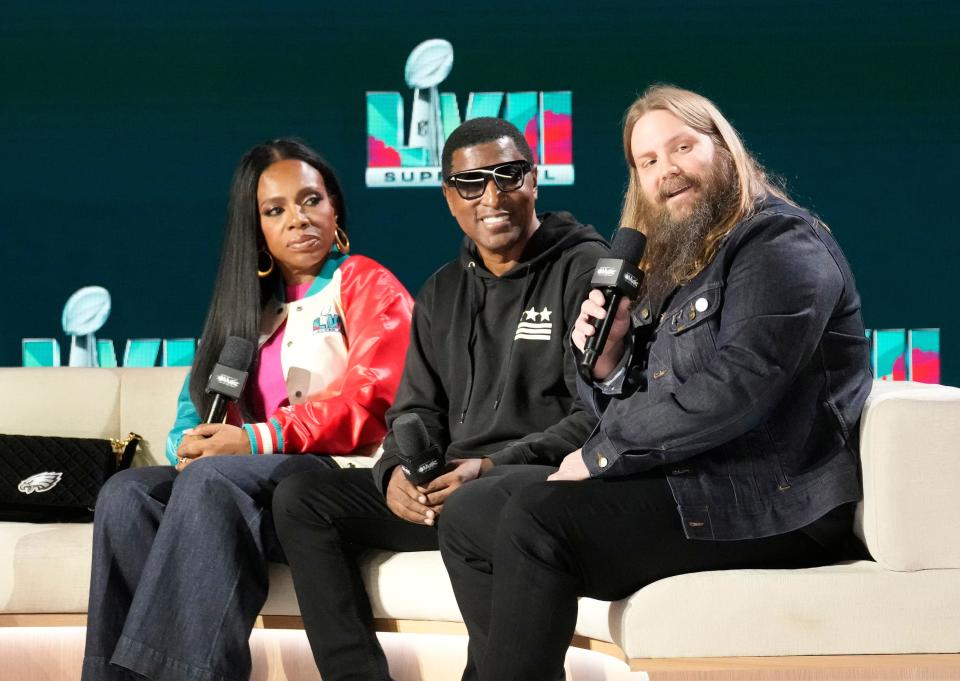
[580,228,647,374]
[204,336,254,423]
[392,413,445,486]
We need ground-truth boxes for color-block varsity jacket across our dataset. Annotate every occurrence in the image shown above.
[165,253,413,464]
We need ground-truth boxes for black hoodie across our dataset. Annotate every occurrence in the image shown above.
[373,211,609,492]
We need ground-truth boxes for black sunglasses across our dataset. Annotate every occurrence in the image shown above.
[445,160,532,200]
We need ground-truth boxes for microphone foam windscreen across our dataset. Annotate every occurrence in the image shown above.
[610,228,647,263]
[219,336,255,372]
[393,413,430,457]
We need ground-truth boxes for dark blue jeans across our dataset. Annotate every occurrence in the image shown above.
[81,454,334,681]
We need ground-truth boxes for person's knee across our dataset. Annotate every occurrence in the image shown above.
[498,482,568,550]
[497,482,588,581]
[274,470,322,521]
[168,457,258,517]
[173,455,226,492]
[439,478,492,538]
[438,481,477,531]
[272,469,344,532]
[438,477,511,560]
[94,467,169,524]
[95,471,135,519]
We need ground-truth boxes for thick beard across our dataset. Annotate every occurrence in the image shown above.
[638,153,738,310]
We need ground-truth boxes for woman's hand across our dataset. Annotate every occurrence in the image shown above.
[175,424,251,471]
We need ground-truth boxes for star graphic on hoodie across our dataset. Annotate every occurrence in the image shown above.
[539,307,552,322]
[524,307,539,321]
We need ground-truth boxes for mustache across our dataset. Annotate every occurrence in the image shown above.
[658,174,701,201]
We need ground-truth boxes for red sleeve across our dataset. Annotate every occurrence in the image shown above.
[271,255,414,455]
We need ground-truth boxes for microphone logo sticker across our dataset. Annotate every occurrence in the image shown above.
[18,472,63,495]
[515,307,553,341]
[216,374,241,389]
[417,459,439,474]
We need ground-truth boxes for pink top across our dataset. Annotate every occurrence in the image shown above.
[249,281,314,420]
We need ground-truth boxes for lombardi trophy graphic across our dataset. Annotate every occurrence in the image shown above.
[404,39,453,167]
[62,286,111,367]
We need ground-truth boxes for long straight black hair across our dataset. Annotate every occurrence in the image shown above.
[189,139,348,421]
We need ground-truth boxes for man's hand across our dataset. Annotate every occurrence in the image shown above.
[175,424,251,471]
[571,290,633,380]
[419,458,491,512]
[547,449,590,482]
[386,465,436,526]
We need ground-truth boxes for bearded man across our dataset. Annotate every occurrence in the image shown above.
[437,85,873,681]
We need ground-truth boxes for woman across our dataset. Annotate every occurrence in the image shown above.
[82,139,413,681]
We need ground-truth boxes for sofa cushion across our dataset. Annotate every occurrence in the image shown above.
[0,368,120,441]
[261,550,464,622]
[5,522,959,660]
[857,381,960,571]
[116,367,189,467]
[0,521,93,613]
[613,561,960,659]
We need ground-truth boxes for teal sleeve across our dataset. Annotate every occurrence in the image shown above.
[165,371,201,465]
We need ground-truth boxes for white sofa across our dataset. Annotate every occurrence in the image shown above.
[1,367,959,680]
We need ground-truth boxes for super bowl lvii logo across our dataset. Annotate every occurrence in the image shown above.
[366,39,573,188]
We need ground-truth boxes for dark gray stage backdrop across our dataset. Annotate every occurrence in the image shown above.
[1,1,957,384]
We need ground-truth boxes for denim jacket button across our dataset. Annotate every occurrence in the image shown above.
[640,307,650,320]
[695,297,709,312]
[596,453,608,468]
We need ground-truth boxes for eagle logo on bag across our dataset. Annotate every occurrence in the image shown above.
[17,472,63,495]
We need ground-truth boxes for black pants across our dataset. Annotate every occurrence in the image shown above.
[272,467,438,681]
[438,466,844,681]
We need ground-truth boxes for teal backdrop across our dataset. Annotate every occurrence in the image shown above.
[1,1,957,384]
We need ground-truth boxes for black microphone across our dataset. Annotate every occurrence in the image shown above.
[580,228,647,374]
[204,336,255,423]
[392,413,445,486]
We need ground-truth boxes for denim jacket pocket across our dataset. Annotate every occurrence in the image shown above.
[666,284,723,335]
[663,283,723,376]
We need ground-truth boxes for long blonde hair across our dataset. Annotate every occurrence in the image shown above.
[620,85,790,275]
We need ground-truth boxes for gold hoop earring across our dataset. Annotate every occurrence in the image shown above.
[334,227,350,255]
[257,250,275,279]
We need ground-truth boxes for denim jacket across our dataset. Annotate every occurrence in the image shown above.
[578,196,872,541]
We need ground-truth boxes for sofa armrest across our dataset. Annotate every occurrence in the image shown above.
[857,381,960,571]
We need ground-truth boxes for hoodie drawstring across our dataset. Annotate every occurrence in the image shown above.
[457,262,481,423]
[457,263,535,422]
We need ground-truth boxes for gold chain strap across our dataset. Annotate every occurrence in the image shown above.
[109,432,143,461]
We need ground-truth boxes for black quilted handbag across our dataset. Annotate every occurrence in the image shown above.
[0,433,141,522]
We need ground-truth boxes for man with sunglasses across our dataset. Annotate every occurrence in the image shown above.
[271,117,608,681]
